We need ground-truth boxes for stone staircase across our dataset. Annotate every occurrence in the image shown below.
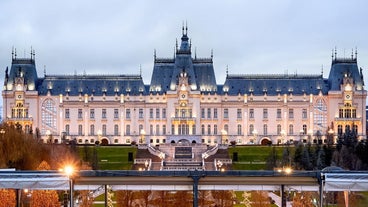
[133,143,232,171]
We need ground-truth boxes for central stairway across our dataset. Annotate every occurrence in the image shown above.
[133,143,232,171]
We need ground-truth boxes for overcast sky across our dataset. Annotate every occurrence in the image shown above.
[1,0,368,85]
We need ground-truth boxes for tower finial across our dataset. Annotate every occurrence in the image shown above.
[14,48,17,59]
[12,46,14,60]
[185,21,188,35]
[351,48,354,60]
[154,49,156,60]
[140,64,142,76]
[182,21,184,35]
[176,38,178,51]
[44,65,46,76]
[321,65,324,76]
[211,49,213,58]
[331,49,334,61]
[226,65,229,76]
[355,47,358,59]
[31,46,33,60]
[334,47,337,60]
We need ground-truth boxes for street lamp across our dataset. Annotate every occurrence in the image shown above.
[46,130,51,144]
[252,129,258,144]
[280,129,286,144]
[216,160,223,171]
[140,129,146,144]
[97,129,102,145]
[64,165,74,207]
[0,129,5,139]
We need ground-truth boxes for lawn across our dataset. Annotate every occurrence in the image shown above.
[228,145,286,170]
[77,145,137,170]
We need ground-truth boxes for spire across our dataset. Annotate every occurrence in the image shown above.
[44,65,46,77]
[176,38,178,51]
[154,49,156,60]
[195,47,197,59]
[189,38,192,51]
[355,47,358,59]
[14,48,17,59]
[351,48,354,60]
[12,46,14,60]
[321,65,324,76]
[226,65,229,77]
[185,21,188,35]
[178,23,190,53]
[211,49,213,58]
[334,47,337,60]
[31,46,33,60]
[331,49,334,61]
[182,21,185,35]
[139,64,142,76]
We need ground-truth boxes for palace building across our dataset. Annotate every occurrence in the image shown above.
[2,27,367,145]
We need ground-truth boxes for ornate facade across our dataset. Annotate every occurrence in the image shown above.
[2,28,367,145]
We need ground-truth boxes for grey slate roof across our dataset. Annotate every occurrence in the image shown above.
[37,74,145,96]
[6,58,38,90]
[4,30,364,96]
[328,58,364,91]
[223,74,329,95]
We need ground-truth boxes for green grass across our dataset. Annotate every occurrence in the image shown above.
[228,146,285,170]
[77,145,137,170]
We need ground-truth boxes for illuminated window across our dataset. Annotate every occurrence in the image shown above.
[41,99,57,133]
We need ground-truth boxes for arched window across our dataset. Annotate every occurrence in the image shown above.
[237,124,242,135]
[249,124,254,135]
[277,124,282,135]
[263,124,268,135]
[289,124,294,135]
[90,125,95,135]
[224,124,229,134]
[314,99,327,133]
[41,99,57,134]
[114,124,119,136]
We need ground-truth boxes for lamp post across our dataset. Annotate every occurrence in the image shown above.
[0,128,5,139]
[216,160,223,171]
[64,166,74,207]
[97,129,102,145]
[140,129,146,144]
[280,129,286,145]
[46,130,51,144]
[252,129,258,144]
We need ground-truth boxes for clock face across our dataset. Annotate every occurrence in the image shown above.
[17,94,22,100]
[180,93,186,99]
[345,94,351,100]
